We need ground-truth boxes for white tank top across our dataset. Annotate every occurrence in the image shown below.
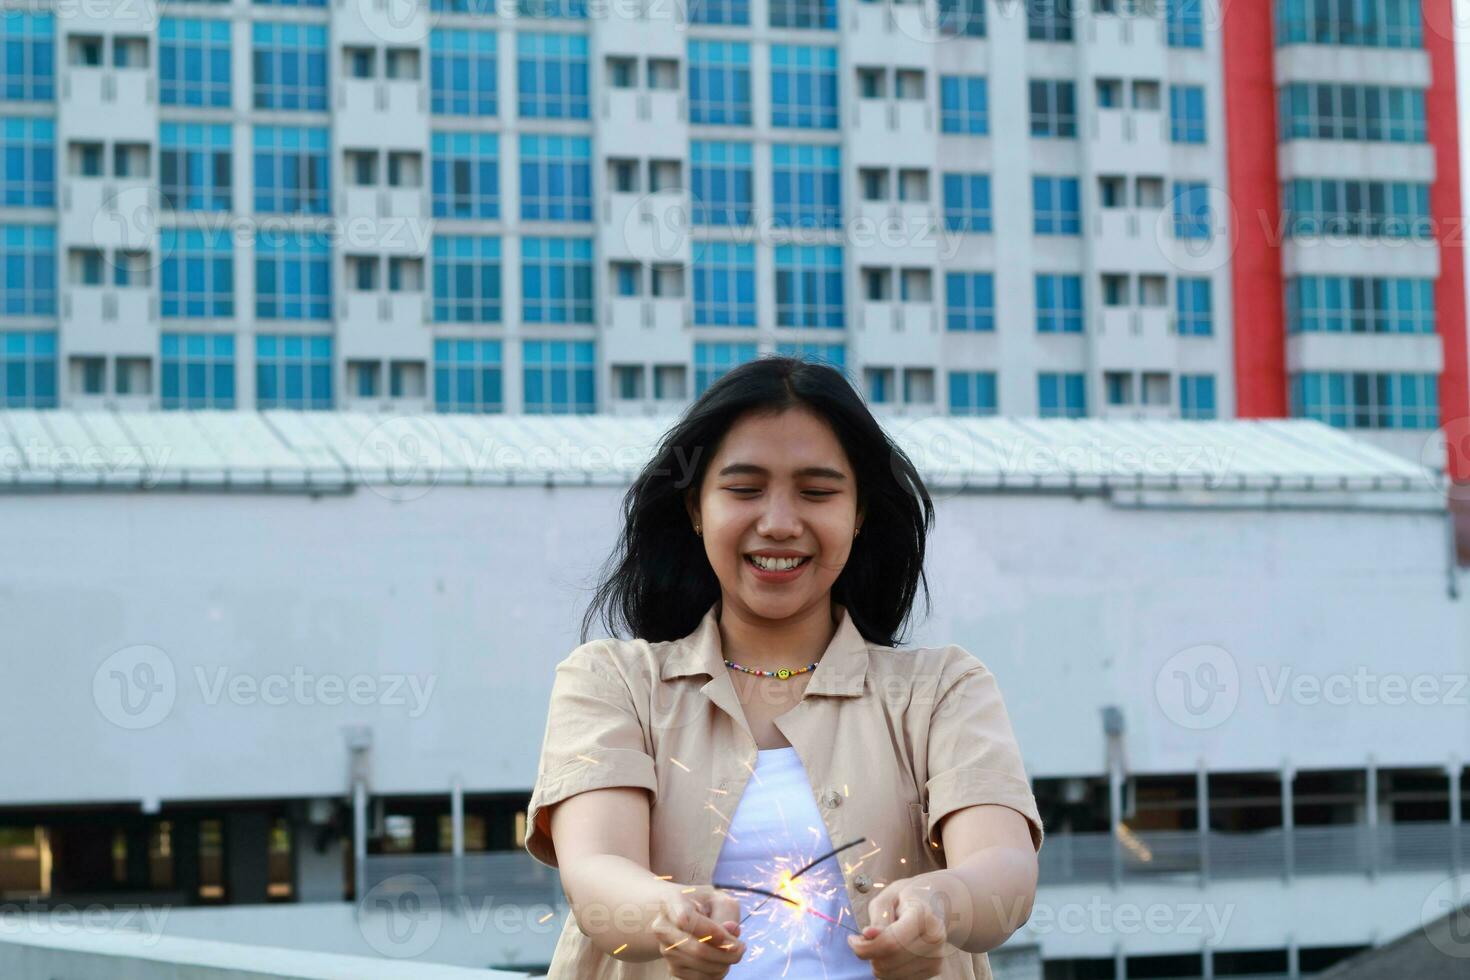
[711,746,871,977]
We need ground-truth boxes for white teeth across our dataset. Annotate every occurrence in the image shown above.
[749,555,807,571]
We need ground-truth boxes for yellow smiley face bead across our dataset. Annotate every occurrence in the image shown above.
[776,668,791,680]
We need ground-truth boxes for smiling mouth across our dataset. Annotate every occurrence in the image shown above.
[745,555,813,572]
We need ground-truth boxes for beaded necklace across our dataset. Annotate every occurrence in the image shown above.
[723,658,820,680]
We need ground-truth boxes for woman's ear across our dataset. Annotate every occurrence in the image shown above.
[684,491,700,529]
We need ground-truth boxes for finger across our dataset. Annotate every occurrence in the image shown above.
[670,908,746,964]
[710,892,743,935]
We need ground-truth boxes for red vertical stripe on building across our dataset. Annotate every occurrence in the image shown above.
[1423,0,1470,481]
[1222,2,1287,417]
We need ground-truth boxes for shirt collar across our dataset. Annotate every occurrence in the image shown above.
[660,598,870,697]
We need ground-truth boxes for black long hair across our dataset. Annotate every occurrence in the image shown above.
[580,355,935,648]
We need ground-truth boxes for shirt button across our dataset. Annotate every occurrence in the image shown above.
[820,789,842,809]
[854,873,872,893]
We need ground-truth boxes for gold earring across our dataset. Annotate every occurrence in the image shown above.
[695,523,702,536]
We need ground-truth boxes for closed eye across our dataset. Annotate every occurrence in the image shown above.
[725,488,838,497]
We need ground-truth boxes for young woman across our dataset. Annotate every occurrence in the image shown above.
[526,356,1043,979]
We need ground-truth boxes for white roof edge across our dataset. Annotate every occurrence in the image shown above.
[0,410,1445,504]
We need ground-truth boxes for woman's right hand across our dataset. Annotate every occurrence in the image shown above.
[651,882,747,978]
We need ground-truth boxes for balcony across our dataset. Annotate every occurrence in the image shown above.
[601,90,686,157]
[1039,822,1469,886]
[64,177,156,250]
[603,191,690,261]
[62,69,157,136]
[1094,308,1176,371]
[62,287,156,353]
[339,292,431,359]
[852,102,935,166]
[857,302,940,364]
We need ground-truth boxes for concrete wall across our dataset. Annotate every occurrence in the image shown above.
[0,482,1463,806]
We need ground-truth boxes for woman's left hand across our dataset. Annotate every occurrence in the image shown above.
[845,875,950,978]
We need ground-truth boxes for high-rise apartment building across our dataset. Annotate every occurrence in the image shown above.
[0,0,1462,466]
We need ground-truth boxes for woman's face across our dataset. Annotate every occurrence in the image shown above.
[688,407,862,621]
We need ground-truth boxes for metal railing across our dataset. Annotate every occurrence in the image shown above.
[359,822,1466,901]
[361,851,566,907]
[1039,822,1468,885]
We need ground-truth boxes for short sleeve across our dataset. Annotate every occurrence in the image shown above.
[524,644,658,869]
[924,659,1044,855]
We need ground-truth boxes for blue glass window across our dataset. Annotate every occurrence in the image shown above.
[940,75,987,134]
[1278,82,1426,142]
[1179,374,1216,419]
[949,371,997,416]
[1038,372,1086,418]
[0,225,55,316]
[522,237,593,324]
[1033,176,1080,234]
[771,144,840,229]
[160,18,230,107]
[1275,0,1420,48]
[252,22,327,110]
[255,231,331,320]
[161,123,232,212]
[1169,85,1206,143]
[689,41,752,126]
[519,134,592,222]
[523,339,595,414]
[0,330,56,407]
[1166,0,1203,48]
[515,0,588,17]
[694,341,757,397]
[1036,273,1083,333]
[1176,276,1213,335]
[253,126,329,214]
[435,338,504,413]
[432,132,500,219]
[1282,178,1432,238]
[0,117,54,207]
[775,245,843,328]
[691,141,754,226]
[1029,0,1074,41]
[160,228,233,318]
[945,272,994,332]
[769,0,834,29]
[938,0,985,37]
[1285,275,1434,334]
[943,173,991,233]
[1029,79,1076,137]
[256,334,332,409]
[1,14,55,102]
[160,332,235,409]
[689,0,750,25]
[517,32,589,119]
[1172,180,1212,239]
[431,30,497,117]
[1290,371,1438,429]
[771,45,838,129]
[432,236,502,323]
[693,242,756,327]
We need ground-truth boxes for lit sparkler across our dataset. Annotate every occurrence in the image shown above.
[713,837,868,937]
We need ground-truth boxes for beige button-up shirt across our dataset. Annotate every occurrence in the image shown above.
[526,600,1045,979]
